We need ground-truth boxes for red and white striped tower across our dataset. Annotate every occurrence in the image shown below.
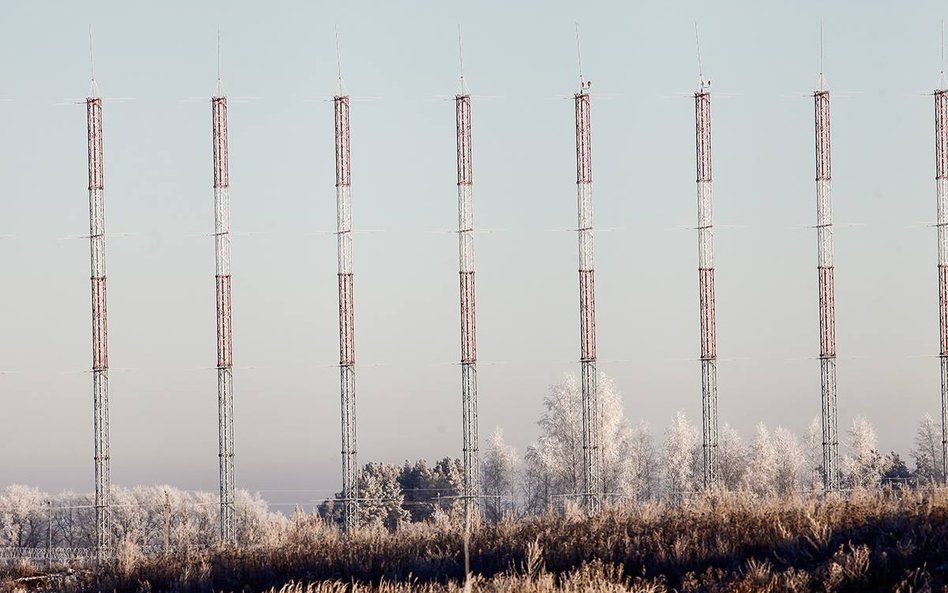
[456,70,479,526]
[814,76,839,492]
[334,89,358,532]
[935,81,948,483]
[575,72,602,512]
[211,63,236,543]
[86,71,111,558]
[694,80,719,489]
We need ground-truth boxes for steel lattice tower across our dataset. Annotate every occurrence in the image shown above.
[694,83,719,489]
[814,85,839,492]
[575,78,602,512]
[334,93,358,532]
[86,77,111,558]
[456,84,479,525]
[935,85,948,483]
[212,75,236,544]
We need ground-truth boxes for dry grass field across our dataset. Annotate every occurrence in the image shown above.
[3,488,948,592]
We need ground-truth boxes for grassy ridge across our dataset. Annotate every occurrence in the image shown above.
[4,488,948,592]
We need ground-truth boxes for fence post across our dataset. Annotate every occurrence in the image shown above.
[46,500,52,570]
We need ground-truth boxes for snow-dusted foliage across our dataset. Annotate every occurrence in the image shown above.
[626,421,659,501]
[735,424,805,497]
[743,423,778,497]
[844,417,888,489]
[524,373,640,509]
[597,375,638,498]
[0,485,45,548]
[0,485,285,550]
[399,457,464,523]
[802,417,824,491]
[357,463,410,530]
[318,458,464,527]
[773,426,805,496]
[481,428,517,522]
[912,414,945,485]
[717,423,747,491]
[663,411,700,501]
[527,374,584,503]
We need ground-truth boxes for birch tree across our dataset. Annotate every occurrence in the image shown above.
[743,423,778,497]
[481,428,517,522]
[844,416,887,489]
[626,421,659,501]
[526,372,637,506]
[663,411,700,501]
[911,414,944,485]
[773,426,805,496]
[717,423,747,491]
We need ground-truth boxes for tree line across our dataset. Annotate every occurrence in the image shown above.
[0,372,943,548]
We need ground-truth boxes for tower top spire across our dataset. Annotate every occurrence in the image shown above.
[575,23,590,93]
[694,21,709,92]
[214,30,225,97]
[335,26,347,96]
[818,20,827,91]
[457,24,468,95]
[939,20,946,90]
[88,25,99,97]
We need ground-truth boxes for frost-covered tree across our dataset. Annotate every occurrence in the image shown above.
[525,373,637,507]
[481,428,517,522]
[663,411,700,501]
[0,485,44,548]
[521,445,552,514]
[911,414,945,485]
[773,426,805,496]
[803,417,824,491]
[743,423,778,497]
[718,423,747,491]
[397,458,464,522]
[110,486,156,546]
[527,374,583,501]
[598,375,637,498]
[0,486,284,550]
[626,421,659,501]
[844,416,887,489]
[236,489,289,545]
[357,463,410,530]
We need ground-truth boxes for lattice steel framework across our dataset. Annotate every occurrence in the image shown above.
[455,91,479,525]
[86,87,111,558]
[935,88,948,483]
[575,82,602,512]
[334,94,358,532]
[814,88,839,492]
[211,90,236,544]
[694,87,719,489]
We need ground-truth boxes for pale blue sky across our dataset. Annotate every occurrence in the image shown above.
[0,0,944,506]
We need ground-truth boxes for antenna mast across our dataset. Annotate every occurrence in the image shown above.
[693,24,718,489]
[334,34,358,532]
[935,49,948,484]
[455,32,479,527]
[211,37,236,544]
[85,31,111,559]
[573,26,601,512]
[814,31,839,491]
